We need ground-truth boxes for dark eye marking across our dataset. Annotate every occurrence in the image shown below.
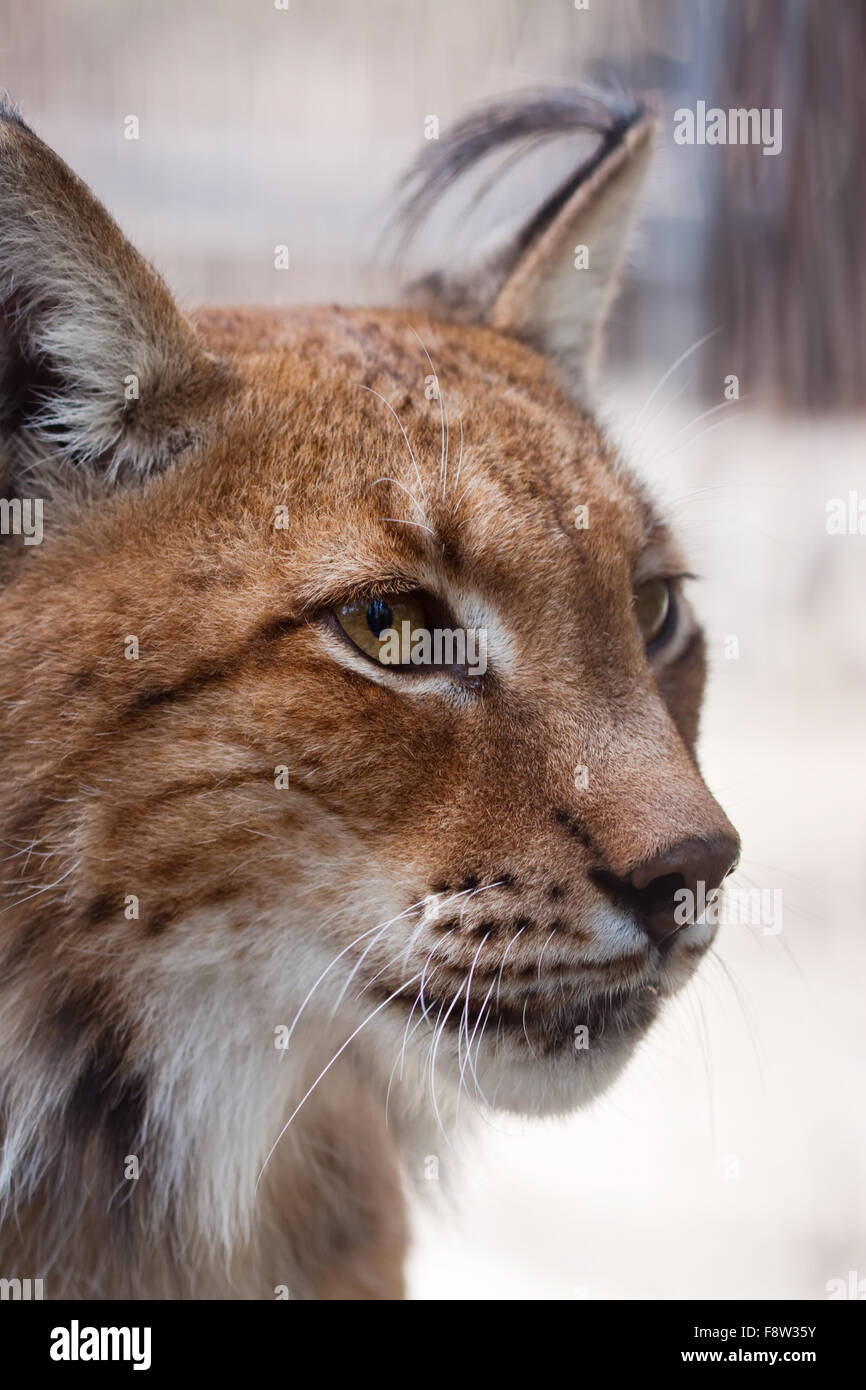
[553,807,598,855]
[123,615,303,720]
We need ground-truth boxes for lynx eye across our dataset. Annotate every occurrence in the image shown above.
[633,578,672,646]
[333,592,428,664]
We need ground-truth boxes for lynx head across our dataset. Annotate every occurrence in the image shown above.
[0,86,738,1240]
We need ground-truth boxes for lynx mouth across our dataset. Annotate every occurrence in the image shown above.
[371,977,661,1056]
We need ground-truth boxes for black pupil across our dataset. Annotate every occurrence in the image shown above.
[366,599,393,638]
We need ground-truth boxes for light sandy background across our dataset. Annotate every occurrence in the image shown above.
[5,0,864,1299]
[409,399,866,1298]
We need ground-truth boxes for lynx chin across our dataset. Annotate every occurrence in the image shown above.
[0,87,738,1299]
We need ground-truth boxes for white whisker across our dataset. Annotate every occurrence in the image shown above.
[382,516,436,535]
[371,475,428,521]
[645,398,747,467]
[359,383,426,499]
[256,970,423,1193]
[408,325,447,498]
[630,326,721,431]
[281,903,421,1055]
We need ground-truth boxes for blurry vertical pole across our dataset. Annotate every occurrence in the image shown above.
[705,0,866,410]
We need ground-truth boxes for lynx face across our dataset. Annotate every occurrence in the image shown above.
[0,91,738,1296]
[228,310,737,1120]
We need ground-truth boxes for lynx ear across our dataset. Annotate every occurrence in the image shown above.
[400,89,655,395]
[0,99,224,493]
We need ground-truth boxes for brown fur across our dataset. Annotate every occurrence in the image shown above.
[0,92,737,1299]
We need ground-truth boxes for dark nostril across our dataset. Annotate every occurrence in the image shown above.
[628,835,740,944]
[635,871,686,914]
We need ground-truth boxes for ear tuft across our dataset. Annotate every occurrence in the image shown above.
[0,90,29,131]
[397,86,655,397]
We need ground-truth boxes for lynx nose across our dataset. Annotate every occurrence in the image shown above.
[628,835,740,944]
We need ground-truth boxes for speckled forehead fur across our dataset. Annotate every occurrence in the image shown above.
[2,303,699,907]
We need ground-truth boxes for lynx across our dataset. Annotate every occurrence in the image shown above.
[0,89,738,1299]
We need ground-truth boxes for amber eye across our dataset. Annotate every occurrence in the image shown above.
[633,578,672,645]
[333,592,428,664]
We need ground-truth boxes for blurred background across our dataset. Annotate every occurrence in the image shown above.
[5,0,864,1298]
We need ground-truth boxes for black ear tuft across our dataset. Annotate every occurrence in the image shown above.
[396,85,655,395]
